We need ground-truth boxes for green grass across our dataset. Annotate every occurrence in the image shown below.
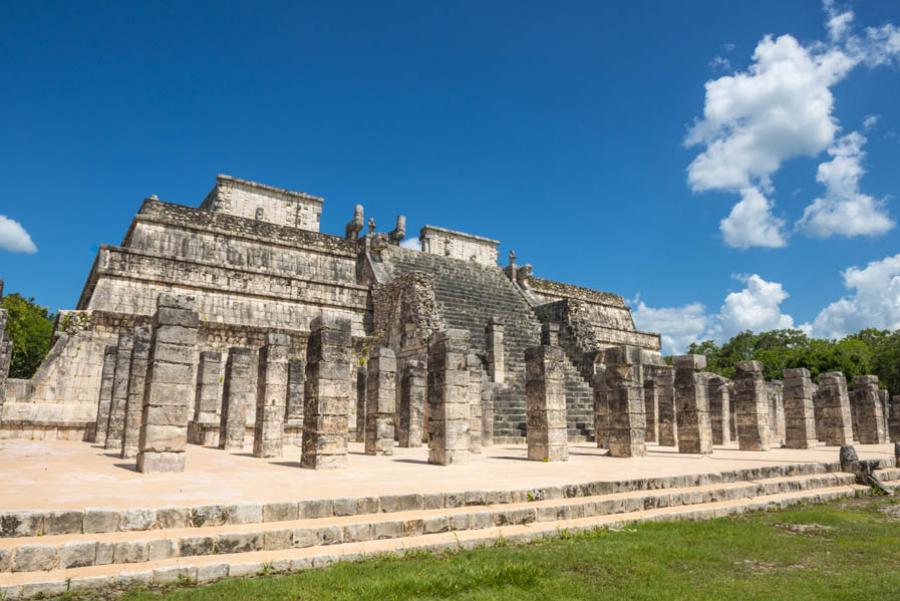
[78,497,900,600]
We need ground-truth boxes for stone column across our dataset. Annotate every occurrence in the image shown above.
[301,316,352,470]
[399,360,426,447]
[707,375,731,446]
[136,294,198,473]
[592,365,609,449]
[782,368,817,449]
[354,365,367,443]
[121,326,151,459]
[485,317,505,384]
[105,331,135,450]
[427,329,471,466]
[605,346,646,457]
[673,355,712,455]
[852,375,887,444]
[879,389,891,443]
[468,352,483,454]
[93,344,118,444]
[816,372,854,446]
[364,346,397,455]
[733,361,771,451]
[188,351,223,446]
[219,347,253,451]
[767,381,786,447]
[525,324,568,462]
[654,366,677,446]
[284,359,305,447]
[481,383,494,447]
[0,308,11,407]
[890,395,900,443]
[253,333,290,458]
[643,379,658,443]
[728,381,737,442]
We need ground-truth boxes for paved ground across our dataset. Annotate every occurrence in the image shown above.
[1,439,893,512]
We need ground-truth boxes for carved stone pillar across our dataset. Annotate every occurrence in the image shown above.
[733,361,771,451]
[673,355,712,455]
[253,333,290,458]
[427,329,471,466]
[365,346,397,456]
[219,348,253,452]
[121,326,151,459]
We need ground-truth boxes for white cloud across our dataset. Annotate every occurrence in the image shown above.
[862,114,880,130]
[399,237,421,250]
[803,253,900,338]
[824,0,854,41]
[797,132,894,237]
[633,274,794,354]
[0,215,38,253]
[720,187,787,248]
[709,56,732,71]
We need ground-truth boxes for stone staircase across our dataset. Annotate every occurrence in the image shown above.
[381,247,595,440]
[0,462,875,599]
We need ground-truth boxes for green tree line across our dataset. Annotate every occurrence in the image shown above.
[687,328,900,394]
[1,293,55,379]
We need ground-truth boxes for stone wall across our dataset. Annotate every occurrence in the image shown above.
[419,225,499,266]
[199,174,323,231]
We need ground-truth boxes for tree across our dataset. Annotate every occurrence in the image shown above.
[1,293,55,379]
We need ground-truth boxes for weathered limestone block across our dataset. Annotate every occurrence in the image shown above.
[427,329,471,466]
[728,380,737,441]
[653,366,677,447]
[105,331,134,451]
[604,346,646,457]
[467,352,483,454]
[591,364,609,449]
[364,346,396,456]
[354,365,366,443]
[879,389,891,442]
[766,380,785,447]
[643,379,658,443]
[733,361,771,451]
[485,317,505,384]
[673,355,712,455]
[253,333,290,458]
[137,294,198,473]
[815,372,854,446]
[284,359,305,447]
[852,375,887,444]
[0,308,11,406]
[525,325,568,462]
[782,368,818,449]
[188,351,223,446]
[301,316,352,470]
[93,345,118,443]
[219,348,253,452]
[890,395,900,443]
[481,382,494,447]
[121,326,151,459]
[707,375,731,446]
[398,360,425,447]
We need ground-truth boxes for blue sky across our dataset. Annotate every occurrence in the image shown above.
[1,1,898,353]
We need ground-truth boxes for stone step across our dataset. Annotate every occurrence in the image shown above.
[0,484,869,599]
[0,472,854,574]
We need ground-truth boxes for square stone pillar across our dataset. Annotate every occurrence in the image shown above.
[93,345,118,444]
[605,346,646,458]
[733,360,771,451]
[782,368,817,449]
[105,331,134,451]
[354,365,367,443]
[728,381,737,441]
[136,294,198,473]
[879,389,891,442]
[121,326,151,459]
[188,351,223,446]
[0,309,11,407]
[643,379,658,443]
[707,375,731,446]
[365,346,397,455]
[399,360,426,447]
[468,352,483,454]
[284,359,305,447]
[591,365,609,449]
[673,354,712,455]
[815,372,854,446]
[852,375,887,444]
[767,381,786,447]
[654,366,677,446]
[890,395,900,443]
[219,347,253,452]
[301,316,352,470]
[525,323,568,462]
[253,333,290,458]
[485,317,505,384]
[427,329,471,466]
[481,382,495,448]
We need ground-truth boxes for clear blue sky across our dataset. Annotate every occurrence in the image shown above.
[1,1,898,352]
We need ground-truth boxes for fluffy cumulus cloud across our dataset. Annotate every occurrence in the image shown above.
[797,131,894,237]
[0,215,38,253]
[632,274,794,354]
[685,2,900,248]
[803,253,900,338]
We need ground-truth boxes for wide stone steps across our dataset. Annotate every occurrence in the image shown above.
[0,478,868,599]
[875,467,900,491]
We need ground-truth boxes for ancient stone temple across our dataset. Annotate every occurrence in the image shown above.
[0,174,661,442]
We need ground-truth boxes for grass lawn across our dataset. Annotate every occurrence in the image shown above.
[81,496,900,600]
